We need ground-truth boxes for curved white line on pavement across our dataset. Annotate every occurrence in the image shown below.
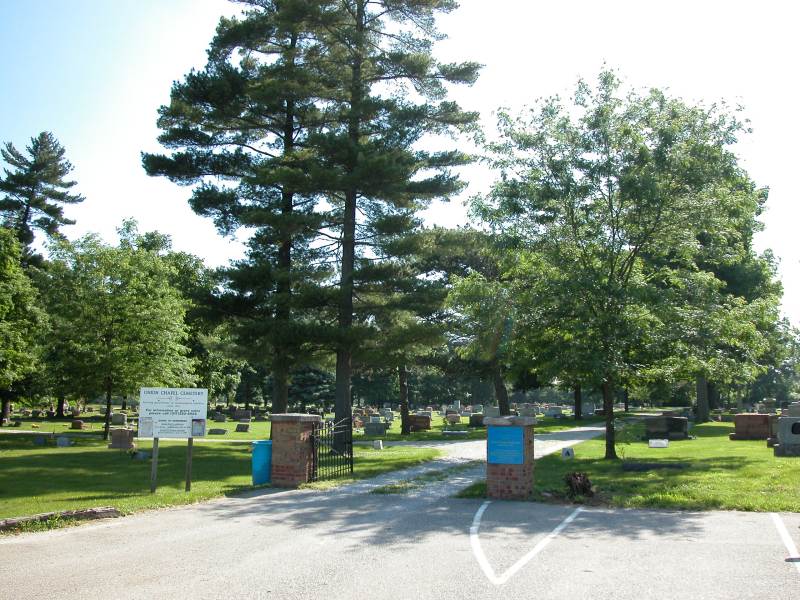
[470,500,583,586]
[771,513,800,575]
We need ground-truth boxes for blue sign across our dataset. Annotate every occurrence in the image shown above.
[488,426,525,464]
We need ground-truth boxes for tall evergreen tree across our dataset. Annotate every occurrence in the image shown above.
[0,132,84,263]
[314,0,480,426]
[143,1,334,412]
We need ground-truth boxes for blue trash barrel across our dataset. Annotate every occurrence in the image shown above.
[252,440,272,485]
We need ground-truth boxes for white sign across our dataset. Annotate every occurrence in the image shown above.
[139,388,208,439]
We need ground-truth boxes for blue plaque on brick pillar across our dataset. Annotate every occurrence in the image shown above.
[487,426,524,464]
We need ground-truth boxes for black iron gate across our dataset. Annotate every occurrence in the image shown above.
[310,418,354,481]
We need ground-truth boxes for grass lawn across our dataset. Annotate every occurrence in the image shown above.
[0,435,441,524]
[458,422,800,512]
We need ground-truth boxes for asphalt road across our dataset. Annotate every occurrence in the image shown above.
[1,428,798,599]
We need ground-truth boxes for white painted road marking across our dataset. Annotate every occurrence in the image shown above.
[771,513,800,575]
[470,500,583,586]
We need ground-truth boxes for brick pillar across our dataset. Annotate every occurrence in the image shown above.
[484,416,535,500]
[270,414,321,488]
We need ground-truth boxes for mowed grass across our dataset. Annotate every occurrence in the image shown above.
[458,422,800,512]
[0,435,441,521]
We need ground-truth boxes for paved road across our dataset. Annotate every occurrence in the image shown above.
[1,426,798,599]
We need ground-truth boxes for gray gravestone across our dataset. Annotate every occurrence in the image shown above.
[235,423,250,433]
[110,413,127,426]
[209,428,227,435]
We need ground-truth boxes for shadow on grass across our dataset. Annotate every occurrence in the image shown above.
[0,441,251,504]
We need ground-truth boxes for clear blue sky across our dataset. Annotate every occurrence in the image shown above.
[1,0,798,326]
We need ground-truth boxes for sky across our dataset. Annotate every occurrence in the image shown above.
[1,0,798,325]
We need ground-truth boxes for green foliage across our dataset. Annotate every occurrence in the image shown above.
[477,70,782,454]
[0,229,46,390]
[37,223,194,403]
[0,132,84,260]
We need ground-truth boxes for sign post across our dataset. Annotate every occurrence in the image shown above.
[150,437,160,493]
[185,438,194,492]
[138,388,208,494]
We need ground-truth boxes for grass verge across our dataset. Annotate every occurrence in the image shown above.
[0,435,441,529]
[457,422,800,512]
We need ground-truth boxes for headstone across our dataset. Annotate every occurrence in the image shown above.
[545,407,563,418]
[484,406,500,418]
[730,414,775,441]
[582,402,595,416]
[56,436,72,448]
[469,413,485,428]
[762,398,777,414]
[518,406,537,417]
[472,404,484,414]
[774,417,800,456]
[445,413,461,425]
[645,416,689,440]
[209,428,227,435]
[785,403,800,417]
[12,420,22,427]
[235,423,250,433]
[416,411,432,418]
[364,422,389,436]
[381,409,394,421]
[70,420,85,430]
[233,409,252,421]
[108,428,136,450]
[239,418,251,424]
[373,440,383,450]
[369,416,382,424]
[408,415,431,431]
[452,400,461,410]
[254,415,267,422]
[561,447,575,459]
[460,410,472,418]
[649,439,669,448]
[110,413,127,426]
[213,413,227,423]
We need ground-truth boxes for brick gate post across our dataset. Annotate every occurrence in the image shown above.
[484,416,536,500]
[270,414,322,488]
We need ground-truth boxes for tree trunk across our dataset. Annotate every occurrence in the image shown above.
[696,375,709,423]
[623,388,629,412]
[272,46,296,417]
[399,364,410,435]
[573,384,582,421]
[602,378,618,460]
[272,359,289,414]
[334,3,364,438]
[56,392,66,419]
[491,360,511,416]
[103,379,113,441]
[708,381,719,411]
[0,398,10,426]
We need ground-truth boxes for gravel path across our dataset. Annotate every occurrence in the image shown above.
[338,425,605,499]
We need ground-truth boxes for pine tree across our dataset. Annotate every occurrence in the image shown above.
[143,1,334,412]
[0,132,84,263]
[313,1,480,427]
